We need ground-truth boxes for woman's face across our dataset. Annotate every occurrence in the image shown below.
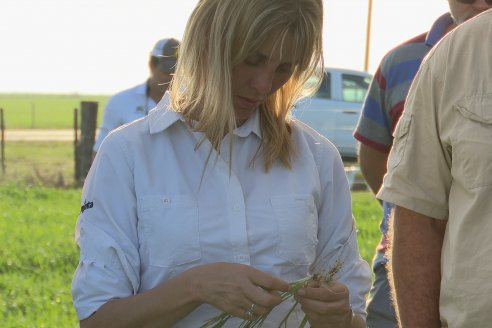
[231,34,295,125]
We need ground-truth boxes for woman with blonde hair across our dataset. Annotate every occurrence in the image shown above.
[72,0,370,327]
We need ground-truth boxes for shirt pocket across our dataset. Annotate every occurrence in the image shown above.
[270,194,318,266]
[388,114,412,170]
[454,97,492,189]
[137,195,201,267]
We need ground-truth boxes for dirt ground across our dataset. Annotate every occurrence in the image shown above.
[4,129,80,141]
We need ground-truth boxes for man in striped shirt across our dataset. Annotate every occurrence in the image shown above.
[353,1,492,327]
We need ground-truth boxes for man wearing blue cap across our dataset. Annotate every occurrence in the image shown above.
[93,38,180,155]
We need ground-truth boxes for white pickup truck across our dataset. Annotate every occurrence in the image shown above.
[292,67,372,162]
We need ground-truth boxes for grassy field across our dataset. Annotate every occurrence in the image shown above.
[0,93,109,129]
[0,184,81,327]
[352,192,381,262]
[0,140,381,327]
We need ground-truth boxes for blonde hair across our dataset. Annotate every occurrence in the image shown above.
[170,0,323,170]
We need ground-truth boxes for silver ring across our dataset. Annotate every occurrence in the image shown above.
[245,303,256,317]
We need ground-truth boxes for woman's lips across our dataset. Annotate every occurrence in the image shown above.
[237,96,261,109]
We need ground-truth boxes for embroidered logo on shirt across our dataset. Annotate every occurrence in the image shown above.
[80,200,94,213]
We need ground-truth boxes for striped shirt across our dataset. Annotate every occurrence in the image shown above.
[354,13,454,153]
[353,13,454,259]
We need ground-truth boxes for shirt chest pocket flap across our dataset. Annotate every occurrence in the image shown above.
[454,96,492,189]
[388,114,412,169]
[270,194,318,266]
[137,195,201,267]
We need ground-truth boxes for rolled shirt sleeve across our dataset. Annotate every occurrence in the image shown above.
[72,133,141,320]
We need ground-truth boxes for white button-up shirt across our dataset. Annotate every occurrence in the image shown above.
[72,100,370,327]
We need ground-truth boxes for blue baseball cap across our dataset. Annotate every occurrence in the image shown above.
[151,38,180,73]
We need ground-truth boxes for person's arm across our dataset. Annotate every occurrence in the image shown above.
[301,141,371,327]
[388,205,446,328]
[80,267,200,328]
[81,263,290,328]
[358,143,389,198]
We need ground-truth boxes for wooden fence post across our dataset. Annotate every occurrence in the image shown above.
[75,102,97,185]
[73,108,79,183]
[1,108,5,174]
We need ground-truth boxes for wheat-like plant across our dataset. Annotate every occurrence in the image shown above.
[201,260,343,328]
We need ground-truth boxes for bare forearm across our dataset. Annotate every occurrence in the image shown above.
[358,144,388,198]
[80,269,200,328]
[79,262,290,328]
[388,206,446,328]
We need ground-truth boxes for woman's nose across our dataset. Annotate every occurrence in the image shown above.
[251,70,274,95]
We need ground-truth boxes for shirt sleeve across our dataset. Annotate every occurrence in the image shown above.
[72,132,141,320]
[314,142,371,318]
[354,65,393,153]
[377,62,451,220]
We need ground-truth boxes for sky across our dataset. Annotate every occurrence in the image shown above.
[0,0,449,95]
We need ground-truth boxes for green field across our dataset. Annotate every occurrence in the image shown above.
[0,93,109,129]
[352,192,381,262]
[0,184,81,327]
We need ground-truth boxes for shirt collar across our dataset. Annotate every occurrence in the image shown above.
[149,102,262,139]
[233,109,261,138]
[426,13,454,47]
[148,96,181,134]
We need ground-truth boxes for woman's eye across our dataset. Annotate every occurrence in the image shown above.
[277,64,293,74]
[244,53,268,66]
[245,57,262,66]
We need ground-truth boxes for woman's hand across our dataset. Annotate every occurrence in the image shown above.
[187,262,290,320]
[295,280,355,327]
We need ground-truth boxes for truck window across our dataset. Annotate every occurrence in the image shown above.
[342,74,370,103]
[313,73,331,99]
